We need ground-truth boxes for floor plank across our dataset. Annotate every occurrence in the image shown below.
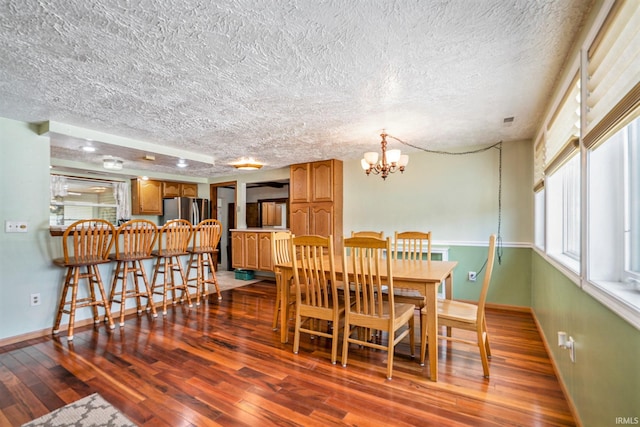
[0,281,575,426]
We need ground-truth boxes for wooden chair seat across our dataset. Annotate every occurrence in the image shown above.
[437,299,477,323]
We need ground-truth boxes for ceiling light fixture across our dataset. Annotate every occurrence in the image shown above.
[361,131,409,180]
[103,156,123,170]
[231,158,263,170]
[82,146,96,152]
[177,159,188,168]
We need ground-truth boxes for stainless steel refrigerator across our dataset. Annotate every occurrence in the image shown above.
[161,197,210,224]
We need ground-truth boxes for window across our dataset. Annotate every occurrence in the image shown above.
[50,176,129,226]
[547,154,581,273]
[587,114,640,322]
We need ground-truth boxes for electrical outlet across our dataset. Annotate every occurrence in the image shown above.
[30,293,41,306]
[468,271,477,281]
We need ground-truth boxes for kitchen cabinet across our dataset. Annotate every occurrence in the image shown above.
[231,230,273,271]
[289,159,343,250]
[131,178,162,215]
[261,202,282,227]
[162,182,198,198]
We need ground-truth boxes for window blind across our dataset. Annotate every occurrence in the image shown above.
[585,0,640,149]
[544,73,581,176]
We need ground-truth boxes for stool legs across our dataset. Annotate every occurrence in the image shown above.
[151,255,192,315]
[186,251,221,305]
[53,264,115,341]
[109,260,158,327]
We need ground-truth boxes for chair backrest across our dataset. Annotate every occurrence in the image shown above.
[342,236,394,319]
[351,231,384,239]
[271,231,293,267]
[61,219,116,263]
[191,219,222,251]
[290,235,337,309]
[114,219,158,258]
[157,219,193,253]
[476,234,497,323]
[393,231,432,261]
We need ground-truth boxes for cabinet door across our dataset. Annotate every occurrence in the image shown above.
[181,183,198,197]
[290,163,310,203]
[290,205,310,236]
[231,232,245,269]
[132,179,162,215]
[311,160,333,202]
[162,182,181,198]
[244,233,259,270]
[258,233,272,271]
[310,203,333,237]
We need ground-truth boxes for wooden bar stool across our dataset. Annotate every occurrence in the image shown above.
[108,219,158,326]
[52,219,116,341]
[186,219,223,305]
[150,219,193,315]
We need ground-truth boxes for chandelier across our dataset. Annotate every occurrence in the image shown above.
[361,132,409,180]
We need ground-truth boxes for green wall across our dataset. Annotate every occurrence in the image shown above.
[532,253,640,427]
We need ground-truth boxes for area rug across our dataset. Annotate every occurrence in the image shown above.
[22,393,136,427]
[216,270,263,291]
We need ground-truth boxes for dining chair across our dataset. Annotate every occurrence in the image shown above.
[108,219,159,326]
[150,219,194,315]
[351,230,384,238]
[186,219,223,305]
[271,231,293,331]
[291,234,344,365]
[341,236,415,379]
[421,234,496,378]
[52,219,116,340]
[389,231,433,343]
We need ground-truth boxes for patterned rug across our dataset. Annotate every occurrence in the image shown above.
[216,270,263,291]
[22,393,136,427]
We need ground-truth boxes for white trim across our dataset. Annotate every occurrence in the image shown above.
[432,240,531,248]
[583,280,640,331]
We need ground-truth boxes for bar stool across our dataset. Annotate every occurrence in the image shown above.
[186,219,223,305]
[108,219,158,326]
[52,219,116,340]
[150,219,193,315]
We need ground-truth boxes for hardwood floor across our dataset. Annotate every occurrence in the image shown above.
[0,281,575,426]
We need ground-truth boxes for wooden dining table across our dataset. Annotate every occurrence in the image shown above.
[275,257,458,381]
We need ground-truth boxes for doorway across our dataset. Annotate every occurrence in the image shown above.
[209,181,237,271]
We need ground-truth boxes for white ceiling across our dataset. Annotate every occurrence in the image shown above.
[0,0,593,177]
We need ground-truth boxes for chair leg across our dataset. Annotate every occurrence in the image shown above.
[341,325,351,368]
[205,252,222,300]
[293,308,302,355]
[420,311,428,366]
[409,315,415,358]
[386,331,394,380]
[483,318,492,358]
[53,268,73,335]
[136,260,157,318]
[67,267,81,340]
[478,328,490,378]
[272,275,282,330]
[330,315,340,365]
[93,266,114,330]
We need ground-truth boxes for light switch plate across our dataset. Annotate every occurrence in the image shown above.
[5,221,28,233]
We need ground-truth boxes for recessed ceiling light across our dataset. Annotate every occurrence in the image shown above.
[177,159,188,168]
[82,146,96,152]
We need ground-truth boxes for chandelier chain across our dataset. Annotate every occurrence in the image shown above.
[387,134,504,264]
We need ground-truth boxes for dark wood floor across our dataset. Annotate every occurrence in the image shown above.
[0,281,575,426]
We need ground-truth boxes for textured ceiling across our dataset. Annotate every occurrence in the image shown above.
[0,0,592,177]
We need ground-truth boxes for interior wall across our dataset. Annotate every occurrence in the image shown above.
[532,253,640,426]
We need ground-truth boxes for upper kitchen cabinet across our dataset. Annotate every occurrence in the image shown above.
[162,181,198,198]
[290,160,337,203]
[289,159,343,248]
[131,178,162,215]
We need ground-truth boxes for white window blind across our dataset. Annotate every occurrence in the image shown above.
[585,0,640,148]
[545,73,581,176]
[533,132,545,192]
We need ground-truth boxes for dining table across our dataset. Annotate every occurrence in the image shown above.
[275,257,458,382]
